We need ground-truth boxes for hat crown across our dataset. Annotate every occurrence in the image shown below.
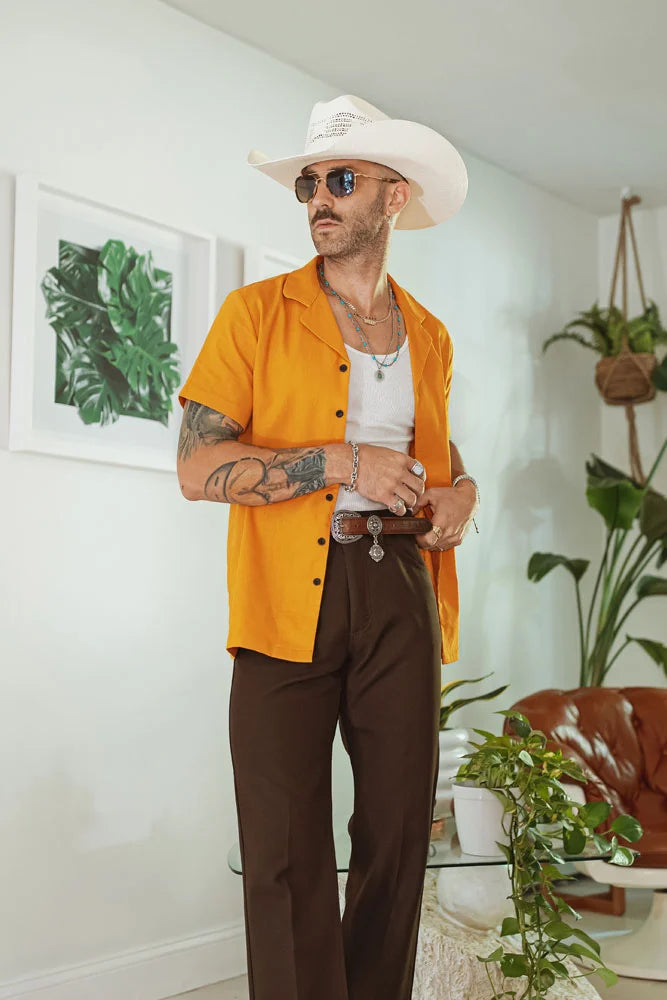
[304,95,390,152]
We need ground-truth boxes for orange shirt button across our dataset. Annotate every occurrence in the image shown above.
[313,578,322,585]
[326,493,333,501]
[339,363,348,372]
[317,537,326,545]
[335,409,344,417]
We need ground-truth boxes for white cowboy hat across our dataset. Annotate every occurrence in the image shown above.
[247,94,468,230]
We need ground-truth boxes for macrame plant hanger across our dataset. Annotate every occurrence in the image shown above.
[595,191,657,486]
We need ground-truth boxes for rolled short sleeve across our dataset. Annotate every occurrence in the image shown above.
[177,288,257,430]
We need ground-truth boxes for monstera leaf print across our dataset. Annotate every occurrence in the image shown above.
[41,238,180,427]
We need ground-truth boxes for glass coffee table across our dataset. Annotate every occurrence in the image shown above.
[227,818,613,876]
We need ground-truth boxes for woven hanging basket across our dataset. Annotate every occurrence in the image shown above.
[594,348,657,406]
[594,193,659,484]
[595,194,657,407]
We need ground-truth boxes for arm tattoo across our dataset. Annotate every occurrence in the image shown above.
[178,400,244,461]
[204,447,327,504]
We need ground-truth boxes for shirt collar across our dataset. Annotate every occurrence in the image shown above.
[283,255,434,389]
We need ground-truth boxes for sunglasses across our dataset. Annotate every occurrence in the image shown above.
[294,166,403,204]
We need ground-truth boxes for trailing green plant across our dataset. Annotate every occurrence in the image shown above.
[541,299,667,392]
[528,439,667,685]
[456,711,643,1000]
[440,673,509,730]
[42,238,180,427]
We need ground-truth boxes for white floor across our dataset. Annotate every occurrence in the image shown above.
[168,882,666,1000]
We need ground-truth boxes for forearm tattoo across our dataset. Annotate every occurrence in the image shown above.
[204,447,327,504]
[178,400,328,504]
[178,400,244,460]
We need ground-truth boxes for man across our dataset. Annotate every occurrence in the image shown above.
[176,95,479,1000]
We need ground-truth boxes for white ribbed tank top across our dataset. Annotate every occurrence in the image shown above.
[333,335,415,513]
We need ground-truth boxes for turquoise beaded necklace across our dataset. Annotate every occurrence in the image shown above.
[318,262,403,382]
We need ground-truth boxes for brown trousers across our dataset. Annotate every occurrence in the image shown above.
[228,508,442,1000]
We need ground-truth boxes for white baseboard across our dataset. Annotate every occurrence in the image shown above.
[0,922,247,1000]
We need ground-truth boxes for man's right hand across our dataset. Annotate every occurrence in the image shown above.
[353,444,426,514]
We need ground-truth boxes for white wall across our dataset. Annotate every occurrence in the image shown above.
[0,0,614,995]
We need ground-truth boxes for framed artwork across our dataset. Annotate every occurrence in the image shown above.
[9,173,217,471]
[243,245,307,284]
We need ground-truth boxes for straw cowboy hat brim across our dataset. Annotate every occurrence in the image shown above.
[247,97,468,230]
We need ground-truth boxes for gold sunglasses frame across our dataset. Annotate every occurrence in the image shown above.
[294,167,403,203]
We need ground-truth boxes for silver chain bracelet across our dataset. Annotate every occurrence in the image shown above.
[344,440,359,492]
[452,473,480,533]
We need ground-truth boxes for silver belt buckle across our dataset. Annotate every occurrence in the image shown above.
[331,509,362,544]
[331,510,385,562]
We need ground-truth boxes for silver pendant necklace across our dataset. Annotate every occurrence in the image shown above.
[318,263,403,381]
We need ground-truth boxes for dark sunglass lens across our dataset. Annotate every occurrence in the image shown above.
[328,168,355,197]
[295,176,316,202]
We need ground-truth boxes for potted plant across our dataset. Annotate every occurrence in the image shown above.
[435,673,509,820]
[527,440,667,686]
[542,298,667,379]
[455,711,643,998]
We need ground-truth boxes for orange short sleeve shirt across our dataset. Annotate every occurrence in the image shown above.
[178,255,460,664]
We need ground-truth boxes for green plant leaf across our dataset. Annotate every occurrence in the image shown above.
[62,343,131,426]
[610,814,643,843]
[500,954,528,978]
[542,329,602,354]
[594,966,619,987]
[579,800,611,829]
[563,827,586,855]
[527,552,589,583]
[585,455,644,530]
[496,710,532,738]
[636,575,667,598]
[500,916,521,937]
[625,636,667,676]
[638,485,667,543]
[518,750,534,766]
[610,844,635,865]
[477,946,504,963]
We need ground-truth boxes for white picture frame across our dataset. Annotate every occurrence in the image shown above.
[243,245,307,284]
[9,173,217,472]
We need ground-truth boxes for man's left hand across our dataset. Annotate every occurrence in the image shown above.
[411,482,478,551]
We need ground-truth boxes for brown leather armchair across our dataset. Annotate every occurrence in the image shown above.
[504,687,667,980]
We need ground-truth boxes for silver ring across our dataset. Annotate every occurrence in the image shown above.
[390,496,406,513]
[410,460,425,477]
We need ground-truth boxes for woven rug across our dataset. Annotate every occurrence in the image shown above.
[337,870,601,1000]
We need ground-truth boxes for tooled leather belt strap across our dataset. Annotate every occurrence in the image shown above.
[338,514,433,535]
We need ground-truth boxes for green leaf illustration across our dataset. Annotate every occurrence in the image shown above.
[42,237,179,428]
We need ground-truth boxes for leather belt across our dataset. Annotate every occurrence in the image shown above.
[331,508,433,562]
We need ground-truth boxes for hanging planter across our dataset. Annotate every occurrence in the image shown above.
[542,192,667,484]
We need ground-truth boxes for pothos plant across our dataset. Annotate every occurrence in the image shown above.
[456,711,643,1000]
[528,439,667,685]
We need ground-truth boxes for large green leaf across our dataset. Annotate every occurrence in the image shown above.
[610,814,643,843]
[527,552,589,583]
[636,575,667,597]
[103,323,180,398]
[626,635,667,676]
[64,344,130,426]
[639,487,667,543]
[585,454,644,530]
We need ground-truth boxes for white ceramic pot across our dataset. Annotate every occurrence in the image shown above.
[435,728,472,818]
[452,781,511,857]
